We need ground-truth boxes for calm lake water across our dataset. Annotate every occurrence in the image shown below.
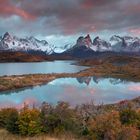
[0,76,140,108]
[0,61,87,76]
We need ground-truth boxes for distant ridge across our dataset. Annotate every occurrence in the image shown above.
[0,32,140,57]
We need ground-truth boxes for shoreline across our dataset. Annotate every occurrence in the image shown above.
[0,62,140,92]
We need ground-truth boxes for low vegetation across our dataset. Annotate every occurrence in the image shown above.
[0,99,140,140]
[0,51,52,62]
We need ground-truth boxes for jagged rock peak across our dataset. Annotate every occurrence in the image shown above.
[85,34,92,41]
[2,32,11,39]
[84,34,92,45]
[76,36,85,45]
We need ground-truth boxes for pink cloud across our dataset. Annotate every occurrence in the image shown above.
[129,28,140,35]
[128,85,140,91]
[0,0,36,20]
[81,0,94,9]
[0,97,38,109]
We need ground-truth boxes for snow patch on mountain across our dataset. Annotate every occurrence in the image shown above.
[92,36,112,52]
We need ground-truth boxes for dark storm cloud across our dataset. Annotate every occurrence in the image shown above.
[0,0,140,36]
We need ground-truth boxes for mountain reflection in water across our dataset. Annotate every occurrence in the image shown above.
[0,76,140,108]
[76,76,127,85]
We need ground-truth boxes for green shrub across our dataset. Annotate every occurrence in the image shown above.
[6,109,19,134]
[41,102,82,135]
[120,108,139,125]
[0,108,19,134]
[18,108,42,136]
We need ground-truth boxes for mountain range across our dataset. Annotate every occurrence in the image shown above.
[0,32,140,56]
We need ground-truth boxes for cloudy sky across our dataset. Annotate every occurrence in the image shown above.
[0,0,140,46]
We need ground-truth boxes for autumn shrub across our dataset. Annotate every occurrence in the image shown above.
[118,126,139,140]
[18,108,42,136]
[88,111,122,140]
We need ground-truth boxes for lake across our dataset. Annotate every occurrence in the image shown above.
[0,61,88,76]
[0,76,140,108]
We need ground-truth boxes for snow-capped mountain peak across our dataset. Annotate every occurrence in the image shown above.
[2,32,11,40]
[84,34,92,47]
[0,32,55,54]
[74,35,112,52]
[76,34,93,48]
[92,36,112,52]
[110,35,140,52]
[110,35,122,41]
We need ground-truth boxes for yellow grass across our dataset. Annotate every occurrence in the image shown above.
[0,129,79,140]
